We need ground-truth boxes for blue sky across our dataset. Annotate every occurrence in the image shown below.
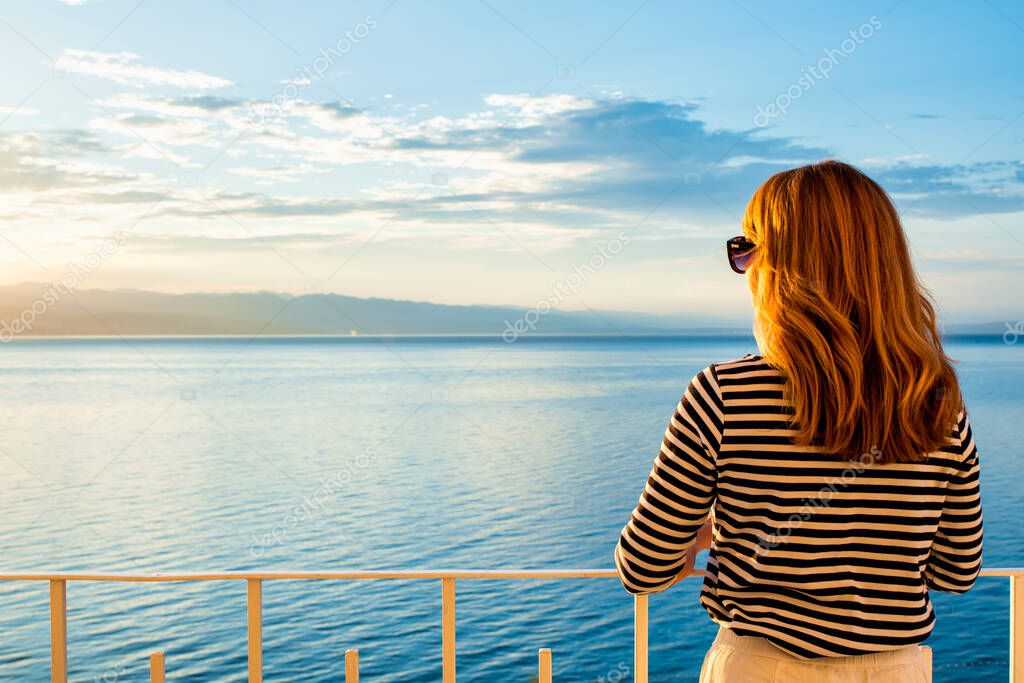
[0,0,1022,322]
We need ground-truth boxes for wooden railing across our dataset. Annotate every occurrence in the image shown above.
[0,568,1020,682]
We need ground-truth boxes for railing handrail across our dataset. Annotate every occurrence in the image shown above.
[0,569,622,581]
[0,567,1019,581]
[0,565,1015,581]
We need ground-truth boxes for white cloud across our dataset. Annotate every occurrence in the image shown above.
[0,106,40,116]
[482,92,593,122]
[4,91,1022,283]
[101,94,242,117]
[56,49,233,89]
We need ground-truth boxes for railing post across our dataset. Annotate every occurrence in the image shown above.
[150,651,165,683]
[634,594,648,683]
[442,577,456,683]
[538,648,552,683]
[49,579,67,683]
[247,578,262,683]
[345,648,359,683]
[1012,575,1023,683]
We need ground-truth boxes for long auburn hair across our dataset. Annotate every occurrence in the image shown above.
[743,160,959,463]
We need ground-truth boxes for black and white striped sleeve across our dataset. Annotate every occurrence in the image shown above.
[924,408,983,594]
[614,365,724,594]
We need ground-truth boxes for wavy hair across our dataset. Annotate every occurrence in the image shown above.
[743,160,959,463]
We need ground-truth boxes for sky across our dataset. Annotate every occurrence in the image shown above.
[0,0,1022,323]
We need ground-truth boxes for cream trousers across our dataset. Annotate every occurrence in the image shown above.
[698,627,931,683]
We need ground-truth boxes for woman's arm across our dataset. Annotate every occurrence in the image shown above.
[615,366,723,595]
[663,518,714,589]
[924,408,983,594]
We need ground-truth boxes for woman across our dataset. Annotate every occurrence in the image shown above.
[614,160,982,682]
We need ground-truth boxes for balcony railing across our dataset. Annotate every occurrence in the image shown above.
[0,568,1020,682]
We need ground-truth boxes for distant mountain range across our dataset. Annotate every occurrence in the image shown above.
[0,283,747,338]
[0,283,1011,339]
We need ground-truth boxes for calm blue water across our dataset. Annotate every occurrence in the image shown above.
[0,335,1019,682]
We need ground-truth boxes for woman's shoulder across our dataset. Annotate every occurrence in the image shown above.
[708,353,777,377]
[684,355,782,399]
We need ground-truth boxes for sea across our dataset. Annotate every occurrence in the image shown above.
[0,335,1019,682]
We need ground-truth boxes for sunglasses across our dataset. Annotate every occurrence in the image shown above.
[726,236,756,274]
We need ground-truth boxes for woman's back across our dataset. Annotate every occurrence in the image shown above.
[615,354,982,659]
[615,160,984,680]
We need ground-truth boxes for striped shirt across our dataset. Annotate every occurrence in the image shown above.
[614,354,983,659]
